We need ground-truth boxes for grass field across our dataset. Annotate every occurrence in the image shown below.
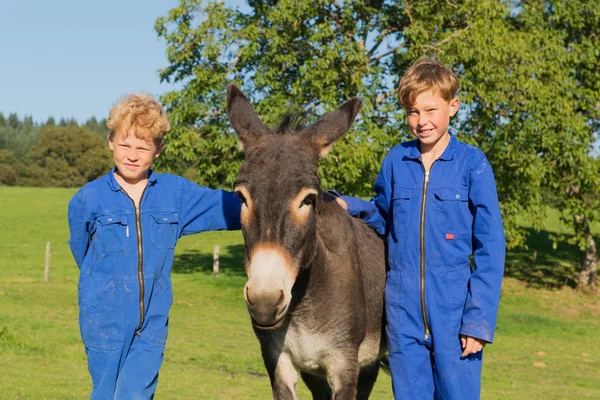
[0,186,598,399]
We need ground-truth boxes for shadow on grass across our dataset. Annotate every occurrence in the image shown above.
[172,244,246,276]
[505,228,599,289]
[171,227,598,289]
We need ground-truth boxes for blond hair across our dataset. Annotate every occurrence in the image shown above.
[398,59,459,110]
[107,93,170,143]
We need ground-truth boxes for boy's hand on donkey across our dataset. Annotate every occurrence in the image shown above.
[334,197,348,210]
[460,335,486,357]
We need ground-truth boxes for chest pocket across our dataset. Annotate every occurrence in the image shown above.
[98,214,129,252]
[151,212,179,250]
[434,187,472,234]
[392,187,412,236]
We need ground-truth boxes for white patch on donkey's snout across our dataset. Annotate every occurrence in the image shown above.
[244,244,297,309]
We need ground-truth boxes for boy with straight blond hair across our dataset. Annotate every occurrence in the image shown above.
[68,93,241,399]
[337,59,505,399]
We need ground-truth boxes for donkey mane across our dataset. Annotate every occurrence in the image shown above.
[273,112,308,135]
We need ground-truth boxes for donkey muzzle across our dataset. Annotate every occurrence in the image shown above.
[245,285,288,329]
[244,244,297,329]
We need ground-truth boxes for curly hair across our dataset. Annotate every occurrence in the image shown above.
[107,93,170,143]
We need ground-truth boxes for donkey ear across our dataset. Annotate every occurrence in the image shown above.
[303,97,362,157]
[227,84,268,151]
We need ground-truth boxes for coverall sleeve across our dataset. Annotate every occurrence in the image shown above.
[341,155,393,236]
[68,191,91,269]
[460,155,506,343]
[179,178,241,236]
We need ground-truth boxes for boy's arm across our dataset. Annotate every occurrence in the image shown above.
[179,178,241,236]
[460,156,506,344]
[68,191,91,269]
[340,156,393,236]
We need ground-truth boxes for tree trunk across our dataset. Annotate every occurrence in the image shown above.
[576,215,597,294]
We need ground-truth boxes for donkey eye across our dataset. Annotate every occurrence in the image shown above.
[235,191,247,206]
[300,194,316,208]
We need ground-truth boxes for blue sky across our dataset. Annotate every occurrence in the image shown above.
[1,1,598,155]
[0,0,247,123]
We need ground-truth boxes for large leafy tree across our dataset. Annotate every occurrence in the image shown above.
[523,0,600,292]
[156,0,599,289]
[155,0,405,192]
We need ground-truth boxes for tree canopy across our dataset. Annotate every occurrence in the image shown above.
[156,1,599,264]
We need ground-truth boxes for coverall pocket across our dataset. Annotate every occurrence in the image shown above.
[434,187,471,235]
[145,276,172,347]
[442,266,470,351]
[391,187,412,237]
[384,271,403,355]
[80,278,123,351]
[97,214,128,252]
[151,212,179,250]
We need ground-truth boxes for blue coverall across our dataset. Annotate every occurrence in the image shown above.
[68,168,240,399]
[343,134,505,400]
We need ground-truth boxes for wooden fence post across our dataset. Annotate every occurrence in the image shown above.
[213,245,220,277]
[44,241,51,282]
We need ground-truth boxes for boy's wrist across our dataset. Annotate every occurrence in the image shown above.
[459,326,493,344]
[341,195,362,215]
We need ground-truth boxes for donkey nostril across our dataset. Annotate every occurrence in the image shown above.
[278,290,284,304]
[245,285,254,306]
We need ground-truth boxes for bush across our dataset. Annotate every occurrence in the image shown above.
[0,164,18,186]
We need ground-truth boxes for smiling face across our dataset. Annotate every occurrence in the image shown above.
[108,130,163,186]
[405,90,459,153]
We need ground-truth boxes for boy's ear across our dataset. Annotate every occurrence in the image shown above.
[155,142,164,158]
[449,97,460,117]
[107,134,114,150]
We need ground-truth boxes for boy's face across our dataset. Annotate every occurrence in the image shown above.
[108,130,163,185]
[405,90,459,149]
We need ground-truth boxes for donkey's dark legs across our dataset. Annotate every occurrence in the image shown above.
[356,362,381,400]
[260,344,298,400]
[300,371,332,400]
[328,357,360,400]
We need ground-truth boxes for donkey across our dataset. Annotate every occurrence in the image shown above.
[227,84,387,400]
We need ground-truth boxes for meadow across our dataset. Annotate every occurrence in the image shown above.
[0,186,598,399]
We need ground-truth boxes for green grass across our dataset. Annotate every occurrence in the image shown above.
[505,208,600,289]
[0,186,598,399]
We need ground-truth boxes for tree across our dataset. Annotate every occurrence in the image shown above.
[0,149,19,186]
[521,0,600,292]
[156,0,405,192]
[27,126,112,187]
[7,113,20,129]
[0,113,41,157]
[83,116,110,140]
[155,0,599,274]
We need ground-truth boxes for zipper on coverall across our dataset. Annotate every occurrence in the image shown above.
[121,187,148,337]
[419,163,434,341]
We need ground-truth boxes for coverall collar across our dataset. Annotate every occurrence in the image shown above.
[406,130,458,162]
[106,166,158,191]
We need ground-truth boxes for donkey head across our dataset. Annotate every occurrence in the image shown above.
[227,85,361,330]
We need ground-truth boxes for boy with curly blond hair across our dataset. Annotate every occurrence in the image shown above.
[68,93,241,399]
